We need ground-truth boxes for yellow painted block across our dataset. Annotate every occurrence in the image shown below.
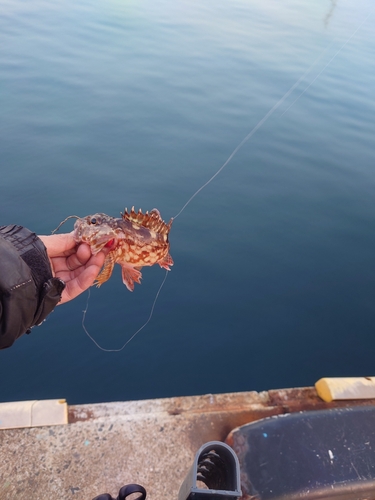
[0,399,68,429]
[315,377,375,402]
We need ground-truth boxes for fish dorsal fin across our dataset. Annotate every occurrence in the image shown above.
[122,207,173,235]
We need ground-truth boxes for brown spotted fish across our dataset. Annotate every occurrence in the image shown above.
[73,208,173,291]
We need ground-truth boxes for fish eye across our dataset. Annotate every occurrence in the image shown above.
[90,217,97,225]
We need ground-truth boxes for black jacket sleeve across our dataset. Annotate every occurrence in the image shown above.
[0,225,66,349]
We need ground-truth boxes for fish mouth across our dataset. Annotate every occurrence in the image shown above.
[83,233,117,254]
[104,238,117,250]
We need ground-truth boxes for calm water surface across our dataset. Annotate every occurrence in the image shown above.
[0,0,374,404]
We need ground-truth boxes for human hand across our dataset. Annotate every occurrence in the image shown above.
[38,232,108,305]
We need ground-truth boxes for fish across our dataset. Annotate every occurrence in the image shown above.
[73,207,173,291]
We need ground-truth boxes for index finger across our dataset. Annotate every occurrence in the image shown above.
[39,232,77,257]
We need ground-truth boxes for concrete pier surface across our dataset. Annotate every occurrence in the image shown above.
[1,387,374,500]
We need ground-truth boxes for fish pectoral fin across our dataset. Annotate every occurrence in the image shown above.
[158,252,174,271]
[95,252,116,287]
[121,265,142,292]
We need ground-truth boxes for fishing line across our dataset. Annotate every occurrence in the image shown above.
[82,269,169,352]
[280,6,375,118]
[172,6,374,221]
[171,68,321,220]
[81,5,373,351]
[52,215,80,234]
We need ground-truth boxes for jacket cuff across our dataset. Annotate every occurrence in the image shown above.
[0,225,66,327]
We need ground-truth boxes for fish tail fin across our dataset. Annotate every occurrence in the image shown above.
[158,253,174,271]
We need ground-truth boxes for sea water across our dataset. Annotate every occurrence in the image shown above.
[0,0,374,404]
